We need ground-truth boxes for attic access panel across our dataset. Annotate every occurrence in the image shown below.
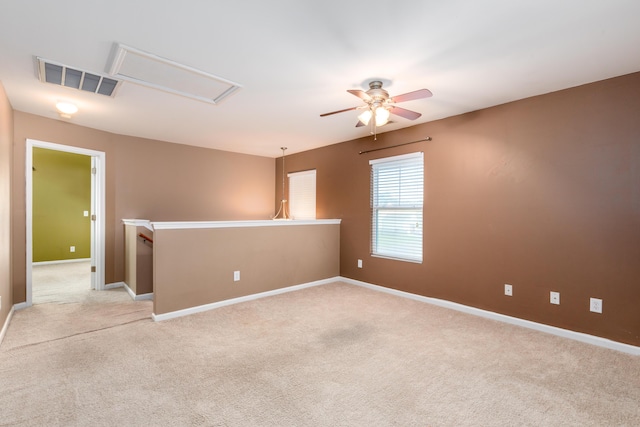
[108,43,242,104]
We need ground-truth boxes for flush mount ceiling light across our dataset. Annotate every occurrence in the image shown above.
[55,101,78,118]
[108,43,242,104]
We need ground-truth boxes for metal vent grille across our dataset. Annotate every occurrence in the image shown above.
[37,57,120,96]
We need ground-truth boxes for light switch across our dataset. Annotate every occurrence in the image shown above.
[83,210,89,217]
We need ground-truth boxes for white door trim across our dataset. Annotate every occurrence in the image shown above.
[26,139,106,306]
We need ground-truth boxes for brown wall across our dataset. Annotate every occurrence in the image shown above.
[279,72,640,346]
[0,82,13,328]
[153,223,340,315]
[12,112,275,303]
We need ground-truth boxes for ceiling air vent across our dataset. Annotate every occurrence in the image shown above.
[37,57,120,97]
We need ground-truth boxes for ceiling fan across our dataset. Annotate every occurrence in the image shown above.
[320,80,432,138]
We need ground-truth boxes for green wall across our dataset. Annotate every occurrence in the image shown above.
[33,148,91,262]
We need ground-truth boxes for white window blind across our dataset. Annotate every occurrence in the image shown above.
[288,169,316,220]
[370,152,423,263]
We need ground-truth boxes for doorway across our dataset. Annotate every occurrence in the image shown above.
[25,139,106,307]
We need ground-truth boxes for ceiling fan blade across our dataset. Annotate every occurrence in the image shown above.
[347,89,372,102]
[320,106,358,117]
[391,88,433,103]
[390,106,422,120]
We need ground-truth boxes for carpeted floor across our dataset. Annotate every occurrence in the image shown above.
[32,260,93,304]
[0,270,638,426]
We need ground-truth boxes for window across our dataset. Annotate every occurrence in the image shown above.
[370,152,423,263]
[288,169,316,220]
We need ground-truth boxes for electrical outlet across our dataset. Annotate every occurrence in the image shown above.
[550,291,560,305]
[233,271,240,282]
[357,259,363,268]
[504,284,513,296]
[590,298,602,313]
[70,246,75,253]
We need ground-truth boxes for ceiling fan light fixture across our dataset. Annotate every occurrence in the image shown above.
[358,109,372,125]
[320,80,431,138]
[375,107,390,126]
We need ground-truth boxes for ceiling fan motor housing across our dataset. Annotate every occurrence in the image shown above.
[367,81,390,105]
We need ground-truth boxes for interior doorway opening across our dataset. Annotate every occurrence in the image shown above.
[25,139,106,307]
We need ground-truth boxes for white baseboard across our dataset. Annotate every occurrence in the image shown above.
[134,292,154,301]
[33,258,91,266]
[123,282,153,301]
[341,277,640,356]
[123,283,136,299]
[0,306,15,347]
[104,281,125,290]
[152,276,340,322]
[13,302,30,310]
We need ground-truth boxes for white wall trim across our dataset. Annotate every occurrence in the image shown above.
[33,258,91,266]
[122,219,153,232]
[152,276,340,322]
[123,282,153,301]
[0,306,15,347]
[104,282,125,290]
[340,277,640,356]
[26,138,106,303]
[13,302,30,311]
[134,292,154,301]
[151,219,341,230]
[123,282,136,300]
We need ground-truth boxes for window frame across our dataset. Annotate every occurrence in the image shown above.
[370,152,424,263]
[288,169,317,220]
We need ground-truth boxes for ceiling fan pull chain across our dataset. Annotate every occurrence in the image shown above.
[372,118,378,141]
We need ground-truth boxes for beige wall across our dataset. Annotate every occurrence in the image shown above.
[0,82,13,329]
[124,224,137,293]
[123,224,153,296]
[135,228,153,296]
[153,223,340,315]
[280,72,640,346]
[12,113,275,303]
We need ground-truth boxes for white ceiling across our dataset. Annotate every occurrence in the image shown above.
[1,1,640,158]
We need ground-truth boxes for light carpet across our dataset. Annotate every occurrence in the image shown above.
[0,276,638,426]
[32,260,93,304]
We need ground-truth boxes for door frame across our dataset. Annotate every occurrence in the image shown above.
[25,139,106,306]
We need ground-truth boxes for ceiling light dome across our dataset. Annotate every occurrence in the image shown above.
[357,109,373,125]
[56,101,78,115]
[375,107,390,126]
